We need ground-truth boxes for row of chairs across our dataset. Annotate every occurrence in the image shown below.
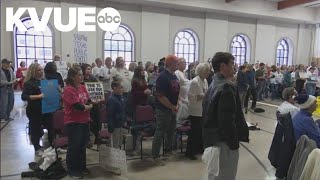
[51,104,192,160]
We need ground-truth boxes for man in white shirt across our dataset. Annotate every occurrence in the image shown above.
[307,61,319,77]
[92,58,103,79]
[100,57,114,93]
[110,57,132,94]
[277,87,300,118]
[174,58,190,127]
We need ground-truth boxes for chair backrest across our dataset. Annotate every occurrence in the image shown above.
[99,105,108,123]
[135,105,155,123]
[53,110,64,130]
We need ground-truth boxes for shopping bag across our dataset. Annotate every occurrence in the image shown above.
[202,146,220,176]
[99,145,127,175]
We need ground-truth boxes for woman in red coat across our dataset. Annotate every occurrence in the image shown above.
[15,61,27,90]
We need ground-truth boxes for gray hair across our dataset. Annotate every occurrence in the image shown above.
[195,63,210,77]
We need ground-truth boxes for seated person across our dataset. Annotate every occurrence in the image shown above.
[277,87,299,118]
[292,94,320,147]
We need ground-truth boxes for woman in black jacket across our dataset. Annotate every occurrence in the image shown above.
[81,64,101,145]
[21,63,44,156]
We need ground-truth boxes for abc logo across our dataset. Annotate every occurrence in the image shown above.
[97,7,121,32]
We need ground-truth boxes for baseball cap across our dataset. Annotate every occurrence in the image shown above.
[1,59,11,64]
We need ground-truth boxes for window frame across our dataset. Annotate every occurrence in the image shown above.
[103,24,135,67]
[230,34,250,65]
[13,17,54,69]
[173,29,199,66]
[276,38,290,66]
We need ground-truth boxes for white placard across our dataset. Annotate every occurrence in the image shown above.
[99,145,127,175]
[74,33,88,63]
[84,82,104,101]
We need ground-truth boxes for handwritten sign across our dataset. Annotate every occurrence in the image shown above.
[99,145,127,175]
[74,33,88,63]
[41,79,60,113]
[84,82,104,101]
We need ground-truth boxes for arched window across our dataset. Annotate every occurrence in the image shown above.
[174,29,199,65]
[14,17,53,68]
[104,24,134,66]
[276,39,290,65]
[230,34,250,65]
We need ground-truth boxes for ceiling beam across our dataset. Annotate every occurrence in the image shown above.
[278,0,317,10]
[226,0,236,3]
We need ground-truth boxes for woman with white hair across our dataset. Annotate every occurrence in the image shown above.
[277,87,300,118]
[186,63,210,160]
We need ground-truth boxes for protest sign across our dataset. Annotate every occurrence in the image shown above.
[41,79,60,113]
[84,82,104,101]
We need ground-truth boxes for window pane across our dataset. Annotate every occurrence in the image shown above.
[26,48,35,58]
[125,42,131,51]
[190,45,195,53]
[17,47,26,58]
[125,52,132,61]
[119,27,127,35]
[105,40,111,50]
[189,54,194,62]
[27,59,35,67]
[119,41,125,51]
[44,48,52,59]
[35,36,44,47]
[104,51,111,59]
[17,35,26,46]
[180,38,188,44]
[26,36,35,46]
[111,41,118,50]
[36,48,44,59]
[124,32,131,40]
[111,51,118,60]
[178,44,183,53]
[113,34,124,41]
[44,37,52,47]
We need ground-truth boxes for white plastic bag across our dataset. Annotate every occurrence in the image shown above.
[176,100,189,121]
[202,146,220,177]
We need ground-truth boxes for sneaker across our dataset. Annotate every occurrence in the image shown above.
[151,158,165,166]
[69,174,83,179]
[35,150,44,156]
[82,168,90,175]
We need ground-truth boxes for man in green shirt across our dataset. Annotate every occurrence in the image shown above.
[256,63,266,101]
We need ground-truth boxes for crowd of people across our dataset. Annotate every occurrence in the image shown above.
[1,51,320,180]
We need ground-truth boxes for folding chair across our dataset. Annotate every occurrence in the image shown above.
[176,122,191,153]
[135,105,159,159]
[97,105,111,151]
[52,110,68,158]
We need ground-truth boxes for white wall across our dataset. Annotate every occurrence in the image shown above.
[0,0,316,68]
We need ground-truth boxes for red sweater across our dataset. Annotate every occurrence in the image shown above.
[63,85,90,124]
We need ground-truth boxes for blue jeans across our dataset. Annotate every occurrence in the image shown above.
[0,87,14,120]
[66,123,89,176]
[256,80,266,100]
[152,109,176,158]
[306,83,316,96]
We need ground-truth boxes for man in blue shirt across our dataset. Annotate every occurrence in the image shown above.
[292,94,320,147]
[152,55,180,166]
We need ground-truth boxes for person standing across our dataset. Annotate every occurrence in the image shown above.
[305,67,317,96]
[0,59,17,123]
[100,57,114,94]
[186,63,210,160]
[237,65,248,109]
[256,63,266,101]
[203,52,249,180]
[152,55,180,166]
[110,57,132,97]
[92,58,103,79]
[15,61,27,90]
[244,65,257,113]
[63,66,93,179]
[21,63,44,155]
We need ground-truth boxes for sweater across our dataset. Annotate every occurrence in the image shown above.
[292,110,320,147]
[106,94,126,133]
